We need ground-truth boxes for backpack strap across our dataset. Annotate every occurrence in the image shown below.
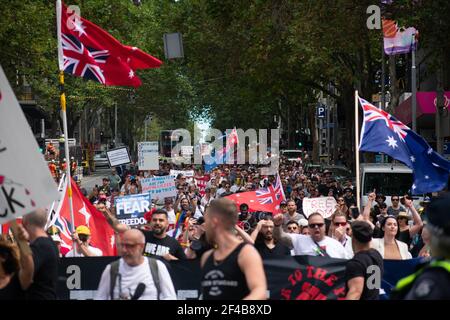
[109,260,120,300]
[148,258,161,300]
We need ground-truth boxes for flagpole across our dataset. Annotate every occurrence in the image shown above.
[56,0,75,235]
[411,33,417,132]
[59,72,76,234]
[355,90,361,210]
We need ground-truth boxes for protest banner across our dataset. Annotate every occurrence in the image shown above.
[56,255,422,300]
[115,193,151,226]
[137,141,159,170]
[302,197,337,219]
[140,175,177,200]
[170,169,194,178]
[106,147,131,167]
[0,66,59,224]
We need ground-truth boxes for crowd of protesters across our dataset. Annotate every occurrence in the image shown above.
[2,153,448,300]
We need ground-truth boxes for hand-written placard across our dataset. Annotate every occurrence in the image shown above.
[140,176,177,200]
[302,197,337,219]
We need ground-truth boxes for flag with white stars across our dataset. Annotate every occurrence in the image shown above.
[57,1,162,87]
[359,97,450,194]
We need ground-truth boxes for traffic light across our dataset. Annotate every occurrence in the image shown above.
[298,142,303,147]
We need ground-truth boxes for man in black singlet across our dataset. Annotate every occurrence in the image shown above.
[200,198,267,300]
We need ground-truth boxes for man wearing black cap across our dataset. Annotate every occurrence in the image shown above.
[345,221,384,300]
[343,187,356,208]
[392,194,450,299]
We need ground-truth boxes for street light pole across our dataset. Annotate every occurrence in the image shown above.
[114,102,118,147]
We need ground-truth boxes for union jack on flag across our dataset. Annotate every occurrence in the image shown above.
[360,97,409,141]
[256,174,285,204]
[358,96,450,195]
[62,33,109,84]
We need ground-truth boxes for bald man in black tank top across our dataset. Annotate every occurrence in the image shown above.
[200,198,267,300]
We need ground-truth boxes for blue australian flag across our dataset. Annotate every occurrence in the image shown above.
[359,97,450,195]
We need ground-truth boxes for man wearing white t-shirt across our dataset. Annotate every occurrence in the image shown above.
[95,229,176,300]
[66,225,103,257]
[273,212,348,259]
[163,197,176,227]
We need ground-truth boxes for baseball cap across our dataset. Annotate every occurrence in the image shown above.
[298,218,308,227]
[76,225,91,236]
[280,200,287,206]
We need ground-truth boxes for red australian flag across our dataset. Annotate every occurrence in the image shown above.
[57,1,162,87]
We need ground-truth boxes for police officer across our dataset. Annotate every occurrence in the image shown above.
[391,193,450,299]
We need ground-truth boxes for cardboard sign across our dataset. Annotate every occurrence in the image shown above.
[170,169,194,178]
[114,193,151,226]
[106,147,131,167]
[0,66,59,223]
[302,197,337,219]
[137,141,159,170]
[140,176,177,200]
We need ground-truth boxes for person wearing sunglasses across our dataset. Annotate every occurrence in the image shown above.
[273,212,348,259]
[387,195,406,217]
[66,226,103,257]
[329,211,353,258]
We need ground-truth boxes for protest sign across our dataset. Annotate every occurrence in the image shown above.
[170,169,194,178]
[115,193,151,226]
[302,197,337,219]
[140,175,177,200]
[106,147,131,167]
[137,141,159,170]
[0,66,59,224]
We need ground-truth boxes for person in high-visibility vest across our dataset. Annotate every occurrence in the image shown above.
[48,160,57,179]
[70,156,77,176]
[391,194,450,299]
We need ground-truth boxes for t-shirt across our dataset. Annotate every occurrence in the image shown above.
[95,258,177,300]
[288,234,348,259]
[283,212,306,228]
[255,242,291,259]
[65,245,103,257]
[164,208,176,225]
[0,274,25,300]
[387,205,406,217]
[345,249,384,300]
[142,231,187,260]
[26,236,59,300]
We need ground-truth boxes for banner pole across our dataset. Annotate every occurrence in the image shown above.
[355,90,361,210]
[59,71,76,235]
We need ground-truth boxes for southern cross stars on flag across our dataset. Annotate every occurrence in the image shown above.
[359,97,450,194]
[57,1,162,87]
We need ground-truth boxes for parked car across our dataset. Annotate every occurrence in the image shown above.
[93,152,109,168]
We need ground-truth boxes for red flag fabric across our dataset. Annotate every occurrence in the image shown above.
[57,1,162,87]
[225,174,286,214]
[51,177,116,256]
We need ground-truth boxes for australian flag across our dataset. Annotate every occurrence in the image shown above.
[359,97,450,194]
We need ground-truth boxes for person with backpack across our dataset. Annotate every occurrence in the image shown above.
[95,229,176,300]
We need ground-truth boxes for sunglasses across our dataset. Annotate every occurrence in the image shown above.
[392,199,399,201]
[338,199,344,202]
[309,223,325,229]
[287,226,298,230]
[334,222,347,227]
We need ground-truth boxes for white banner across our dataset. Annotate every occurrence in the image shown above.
[302,197,337,219]
[137,141,159,170]
[170,170,194,178]
[0,66,59,223]
[140,176,177,200]
[106,147,131,167]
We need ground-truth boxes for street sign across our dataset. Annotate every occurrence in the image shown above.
[316,104,327,118]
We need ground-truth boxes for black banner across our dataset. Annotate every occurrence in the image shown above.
[57,256,347,300]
